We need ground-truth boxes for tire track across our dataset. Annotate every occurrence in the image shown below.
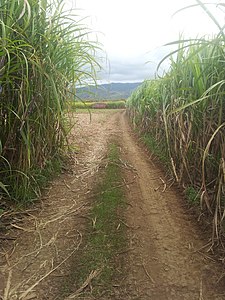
[117,111,225,300]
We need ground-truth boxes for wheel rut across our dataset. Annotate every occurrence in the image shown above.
[117,111,225,300]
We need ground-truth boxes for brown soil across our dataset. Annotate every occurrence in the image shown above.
[0,110,225,300]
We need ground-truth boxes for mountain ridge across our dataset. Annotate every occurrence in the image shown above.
[76,82,142,100]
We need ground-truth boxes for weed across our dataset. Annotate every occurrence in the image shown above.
[185,186,200,204]
[142,134,169,167]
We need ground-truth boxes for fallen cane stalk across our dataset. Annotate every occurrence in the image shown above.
[17,232,82,300]
[142,263,155,284]
[159,177,167,193]
[64,268,102,299]
[3,270,12,300]
[199,277,203,300]
[40,203,86,228]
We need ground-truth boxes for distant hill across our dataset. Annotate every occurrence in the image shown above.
[76,82,142,100]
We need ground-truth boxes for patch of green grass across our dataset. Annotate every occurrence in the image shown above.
[68,100,126,110]
[6,156,64,205]
[62,142,126,298]
[185,186,200,204]
[142,133,169,166]
[33,158,63,188]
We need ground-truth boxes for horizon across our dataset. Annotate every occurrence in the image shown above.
[77,81,144,88]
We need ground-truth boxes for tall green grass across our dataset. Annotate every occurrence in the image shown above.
[127,1,225,245]
[0,0,99,202]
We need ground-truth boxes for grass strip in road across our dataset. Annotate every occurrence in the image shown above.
[63,142,126,298]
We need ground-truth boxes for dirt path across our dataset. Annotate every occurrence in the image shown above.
[0,111,120,300]
[117,112,225,300]
[0,110,224,300]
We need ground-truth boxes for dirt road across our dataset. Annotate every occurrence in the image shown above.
[117,112,225,299]
[0,110,224,299]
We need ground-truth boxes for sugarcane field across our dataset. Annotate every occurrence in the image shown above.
[0,1,225,299]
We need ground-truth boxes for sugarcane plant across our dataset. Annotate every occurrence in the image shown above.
[127,0,225,246]
[0,0,99,202]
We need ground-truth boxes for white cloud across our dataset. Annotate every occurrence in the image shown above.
[69,0,224,82]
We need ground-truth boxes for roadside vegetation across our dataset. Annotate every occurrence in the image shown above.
[63,142,126,299]
[126,1,225,246]
[69,100,126,110]
[0,0,98,203]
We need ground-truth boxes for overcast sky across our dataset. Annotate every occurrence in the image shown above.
[72,0,224,83]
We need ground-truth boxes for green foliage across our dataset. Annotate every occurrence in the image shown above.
[142,134,169,166]
[105,100,126,109]
[69,100,126,110]
[0,0,99,202]
[127,1,225,244]
[185,186,200,204]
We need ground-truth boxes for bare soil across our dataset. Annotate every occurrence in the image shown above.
[0,110,225,300]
